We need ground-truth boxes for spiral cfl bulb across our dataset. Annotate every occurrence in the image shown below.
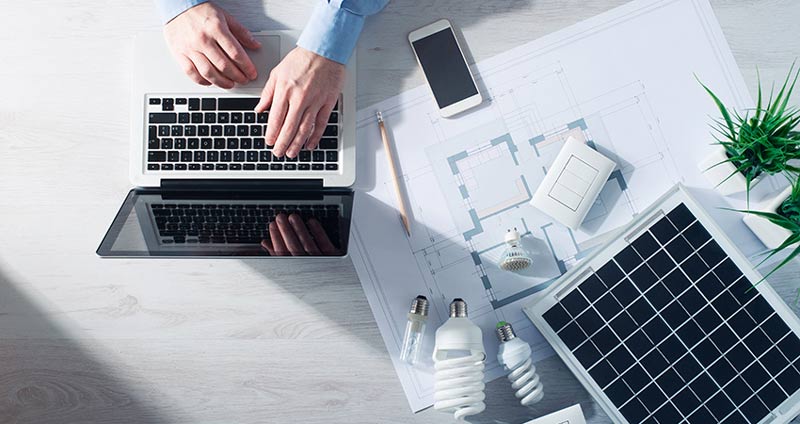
[496,321,544,406]
[432,299,486,422]
[499,228,532,271]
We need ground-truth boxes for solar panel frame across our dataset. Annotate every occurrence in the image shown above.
[525,185,800,424]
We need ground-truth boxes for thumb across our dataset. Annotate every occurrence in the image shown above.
[225,13,260,50]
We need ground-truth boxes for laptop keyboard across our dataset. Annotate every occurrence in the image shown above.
[146,96,341,172]
[151,203,342,245]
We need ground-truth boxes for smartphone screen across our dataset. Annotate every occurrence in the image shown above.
[412,27,479,109]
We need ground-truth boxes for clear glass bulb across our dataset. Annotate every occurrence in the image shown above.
[399,295,429,365]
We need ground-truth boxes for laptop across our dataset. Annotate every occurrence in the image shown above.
[97,31,356,257]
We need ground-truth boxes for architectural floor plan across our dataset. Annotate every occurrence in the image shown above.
[350,0,772,411]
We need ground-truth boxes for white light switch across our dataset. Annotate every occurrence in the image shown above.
[530,137,616,229]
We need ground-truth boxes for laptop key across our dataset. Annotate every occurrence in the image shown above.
[181,151,192,162]
[200,138,212,149]
[312,151,324,162]
[171,126,183,136]
[227,138,239,149]
[254,138,265,149]
[162,98,174,111]
[148,164,160,170]
[250,125,262,136]
[191,112,203,123]
[247,151,258,162]
[211,125,222,136]
[229,164,242,170]
[201,98,216,110]
[218,112,230,123]
[188,138,199,149]
[285,164,297,170]
[185,126,197,136]
[202,164,214,170]
[194,151,206,162]
[234,151,245,162]
[323,125,338,137]
[168,151,179,162]
[259,151,272,162]
[244,112,256,123]
[240,138,252,149]
[149,113,177,124]
[311,163,324,171]
[218,97,259,111]
[326,151,338,162]
[205,113,216,124]
[149,138,160,149]
[319,138,338,150]
[325,164,339,171]
[231,113,243,123]
[175,163,187,170]
[175,138,186,149]
[215,164,228,170]
[224,125,236,136]
[271,164,283,170]
[243,164,255,171]
[149,125,158,138]
[328,112,338,123]
[207,151,219,162]
[188,98,200,111]
[214,138,225,149]
[257,112,268,123]
[220,151,232,162]
[161,138,173,149]
[149,98,161,105]
[159,125,170,136]
[178,112,190,123]
[298,163,310,171]
[189,163,200,170]
[237,125,248,136]
[257,164,270,170]
[299,151,311,162]
[198,125,209,136]
[176,98,187,105]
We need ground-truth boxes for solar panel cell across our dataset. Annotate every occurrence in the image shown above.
[724,376,752,405]
[663,268,692,297]
[697,273,725,301]
[706,391,736,421]
[562,290,590,317]
[708,358,736,386]
[714,258,742,286]
[643,316,670,342]
[720,410,747,424]
[712,290,741,317]
[627,330,655,358]
[678,287,706,314]
[595,293,623,321]
[656,367,684,396]
[620,398,649,423]
[609,312,637,338]
[630,264,659,291]
[645,283,672,310]
[662,302,690,329]
[745,295,773,323]
[608,345,635,373]
[611,278,638,306]
[574,340,602,368]
[579,274,607,302]
[592,327,621,355]
[542,301,570,331]
[676,319,705,348]
[740,396,770,423]
[597,261,625,286]
[728,309,758,337]
[681,253,709,280]
[659,335,685,363]
[688,406,715,423]
[666,236,693,262]
[689,372,716,399]
[667,203,695,228]
[683,220,712,249]
[615,245,641,273]
[693,338,722,367]
[709,324,738,353]
[651,217,678,244]
[648,251,675,278]
[674,355,703,381]
[628,297,656,326]
[641,349,670,378]
[623,363,650,392]
[741,362,770,391]
[761,346,790,376]
[654,401,682,423]
[638,382,668,412]
[776,365,800,394]
[698,239,726,266]
[777,333,800,361]
[606,379,634,407]
[726,343,756,372]
[758,380,787,410]
[632,231,659,259]
[695,305,723,334]
[743,328,772,357]
[589,359,618,388]
[576,308,604,336]
[674,386,702,415]
[558,321,587,350]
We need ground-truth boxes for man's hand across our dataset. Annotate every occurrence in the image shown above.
[261,213,340,256]
[255,47,345,158]
[164,2,260,89]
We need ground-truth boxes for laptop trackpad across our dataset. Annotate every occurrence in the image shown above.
[230,35,281,93]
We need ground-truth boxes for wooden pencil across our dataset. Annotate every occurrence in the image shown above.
[376,111,412,236]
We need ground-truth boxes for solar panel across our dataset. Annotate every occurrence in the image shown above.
[525,185,800,424]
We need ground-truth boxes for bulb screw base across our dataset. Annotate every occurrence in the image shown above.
[496,321,516,342]
[449,298,468,318]
[409,295,429,316]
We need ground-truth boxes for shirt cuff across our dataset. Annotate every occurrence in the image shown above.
[156,0,209,24]
[297,2,365,65]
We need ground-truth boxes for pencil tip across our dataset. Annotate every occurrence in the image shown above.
[376,111,383,123]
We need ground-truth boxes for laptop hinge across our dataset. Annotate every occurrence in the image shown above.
[160,179,324,192]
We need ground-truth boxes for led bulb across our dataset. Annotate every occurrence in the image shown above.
[499,228,532,271]
[432,299,486,422]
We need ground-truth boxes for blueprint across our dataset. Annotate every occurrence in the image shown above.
[350,0,779,411]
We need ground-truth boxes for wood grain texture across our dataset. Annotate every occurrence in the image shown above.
[0,1,798,423]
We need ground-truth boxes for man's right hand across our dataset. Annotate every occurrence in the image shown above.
[164,2,261,89]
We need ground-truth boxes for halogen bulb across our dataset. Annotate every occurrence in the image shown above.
[499,228,532,271]
[400,295,429,365]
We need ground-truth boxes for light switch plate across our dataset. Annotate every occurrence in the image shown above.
[530,137,616,229]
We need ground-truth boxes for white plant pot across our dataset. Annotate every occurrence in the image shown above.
[742,186,795,250]
[698,145,762,196]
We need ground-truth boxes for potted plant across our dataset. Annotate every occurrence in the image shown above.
[741,176,800,281]
[698,65,800,198]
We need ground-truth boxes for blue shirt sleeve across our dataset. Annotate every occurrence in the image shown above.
[297,0,389,64]
[154,0,208,24]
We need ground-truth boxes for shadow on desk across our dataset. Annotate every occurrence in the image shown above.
[0,268,169,424]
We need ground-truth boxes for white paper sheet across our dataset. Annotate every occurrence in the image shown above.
[351,0,777,411]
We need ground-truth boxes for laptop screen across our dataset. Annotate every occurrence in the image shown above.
[97,188,353,257]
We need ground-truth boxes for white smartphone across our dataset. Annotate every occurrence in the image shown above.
[409,20,482,117]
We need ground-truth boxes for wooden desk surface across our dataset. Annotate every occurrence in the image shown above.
[0,1,798,423]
